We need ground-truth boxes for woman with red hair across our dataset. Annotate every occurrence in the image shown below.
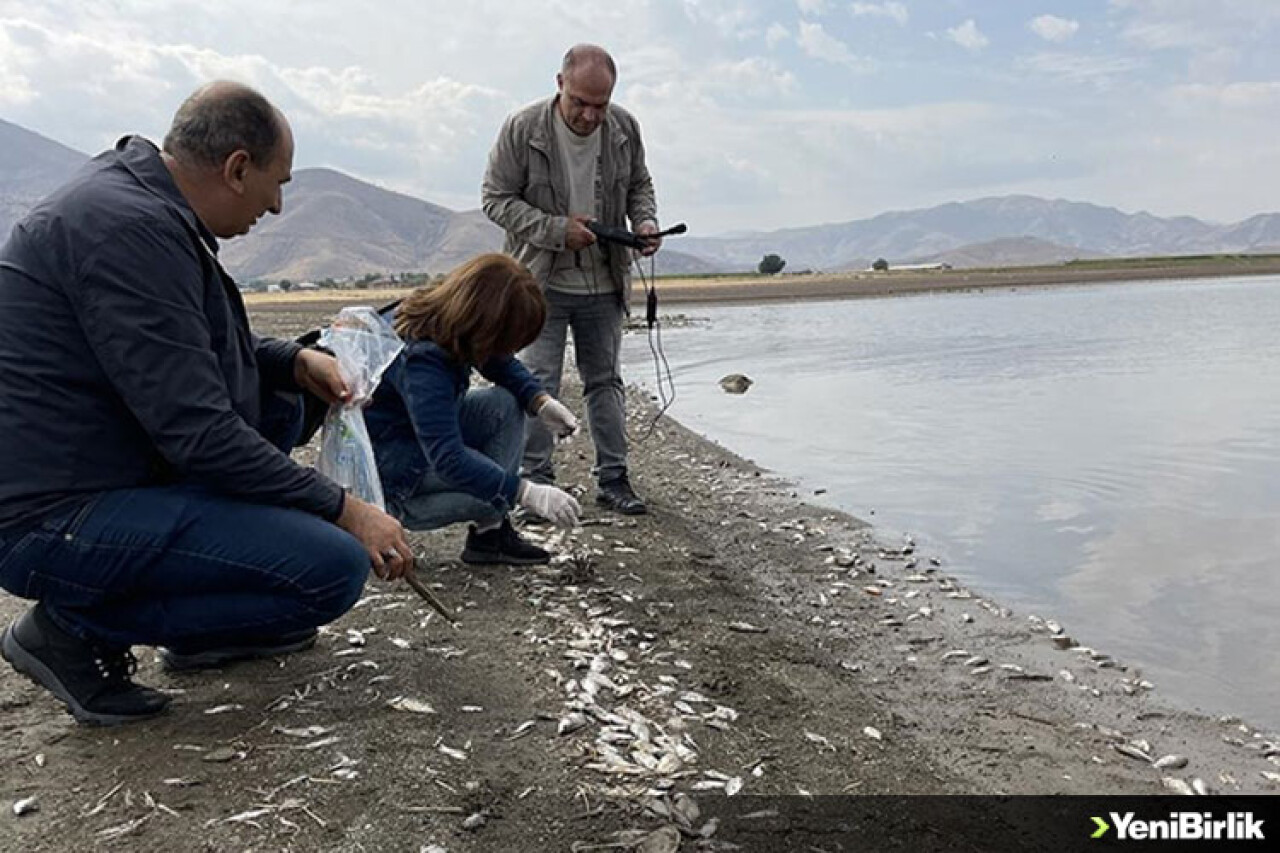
[366,254,581,564]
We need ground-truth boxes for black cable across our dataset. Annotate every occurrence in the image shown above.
[630,251,676,443]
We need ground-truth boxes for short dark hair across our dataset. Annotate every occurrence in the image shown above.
[561,44,616,82]
[162,82,281,168]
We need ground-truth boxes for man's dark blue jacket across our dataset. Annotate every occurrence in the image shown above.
[0,136,344,532]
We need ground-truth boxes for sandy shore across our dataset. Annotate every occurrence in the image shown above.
[3,297,1279,851]
[241,255,1280,312]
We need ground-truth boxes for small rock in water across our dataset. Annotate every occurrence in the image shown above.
[719,374,753,394]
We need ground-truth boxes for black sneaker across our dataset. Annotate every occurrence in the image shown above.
[1,605,171,726]
[460,518,551,565]
[159,628,318,672]
[596,473,647,515]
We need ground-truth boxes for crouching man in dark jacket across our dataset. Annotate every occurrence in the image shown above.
[0,82,412,725]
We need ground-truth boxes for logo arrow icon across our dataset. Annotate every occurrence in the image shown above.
[1091,816,1111,839]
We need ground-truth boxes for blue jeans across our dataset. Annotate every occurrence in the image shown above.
[0,392,368,649]
[520,290,627,484]
[387,387,524,531]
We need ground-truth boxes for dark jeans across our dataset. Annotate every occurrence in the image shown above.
[385,387,524,531]
[0,392,368,650]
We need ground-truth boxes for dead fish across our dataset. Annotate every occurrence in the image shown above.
[387,696,436,715]
[1113,743,1153,763]
[724,776,744,796]
[727,621,768,634]
[1191,778,1211,796]
[1153,755,1189,770]
[863,726,883,741]
[719,374,753,394]
[12,796,37,817]
[461,812,486,831]
[1260,771,1280,784]
[557,712,589,736]
[1162,777,1196,796]
[636,825,682,853]
[274,725,331,739]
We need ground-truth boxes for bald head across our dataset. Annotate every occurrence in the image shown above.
[561,44,617,82]
[163,81,286,171]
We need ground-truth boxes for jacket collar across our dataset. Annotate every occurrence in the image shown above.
[533,95,629,152]
[114,135,219,254]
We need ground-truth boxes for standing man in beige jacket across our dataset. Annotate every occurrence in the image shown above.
[482,44,661,516]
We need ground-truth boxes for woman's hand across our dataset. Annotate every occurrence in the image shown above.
[536,396,579,442]
[294,348,351,406]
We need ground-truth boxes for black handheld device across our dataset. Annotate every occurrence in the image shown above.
[586,221,688,250]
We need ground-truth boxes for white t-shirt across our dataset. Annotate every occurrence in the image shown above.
[547,111,614,295]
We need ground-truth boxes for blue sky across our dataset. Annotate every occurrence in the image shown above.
[2,1,1278,234]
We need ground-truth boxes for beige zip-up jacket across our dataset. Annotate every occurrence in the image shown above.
[481,95,658,310]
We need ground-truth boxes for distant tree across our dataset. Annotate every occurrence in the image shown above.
[278,278,294,291]
[758,253,786,275]
[872,258,889,271]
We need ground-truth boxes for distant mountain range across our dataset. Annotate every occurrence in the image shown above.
[4,117,1279,280]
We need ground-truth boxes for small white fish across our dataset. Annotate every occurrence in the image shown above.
[203,703,243,715]
[274,725,331,739]
[724,776,744,796]
[438,744,468,761]
[387,696,437,715]
[1153,755,1189,770]
[557,712,588,736]
[863,726,883,741]
[13,796,37,817]
[1113,743,1153,763]
[1162,777,1195,796]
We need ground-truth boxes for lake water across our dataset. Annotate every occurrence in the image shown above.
[622,275,1280,730]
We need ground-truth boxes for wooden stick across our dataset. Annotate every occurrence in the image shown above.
[403,562,459,628]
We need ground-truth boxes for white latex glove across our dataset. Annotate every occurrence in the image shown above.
[536,397,580,443]
[518,480,581,528]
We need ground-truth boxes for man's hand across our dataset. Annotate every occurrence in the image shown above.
[294,348,351,406]
[566,215,597,251]
[635,221,662,257]
[336,494,413,580]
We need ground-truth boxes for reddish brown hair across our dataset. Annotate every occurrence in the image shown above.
[394,253,546,364]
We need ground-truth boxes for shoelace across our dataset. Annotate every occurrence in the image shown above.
[92,648,139,686]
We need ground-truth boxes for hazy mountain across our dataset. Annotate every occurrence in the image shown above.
[677,195,1280,271]
[0,118,89,236]
[3,117,1279,280]
[919,236,1108,269]
[218,168,500,281]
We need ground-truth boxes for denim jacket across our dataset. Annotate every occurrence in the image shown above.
[365,338,542,512]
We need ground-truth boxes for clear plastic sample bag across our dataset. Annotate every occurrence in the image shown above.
[316,307,404,510]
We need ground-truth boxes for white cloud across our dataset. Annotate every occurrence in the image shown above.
[797,0,828,16]
[850,2,908,26]
[1029,14,1079,43]
[1170,81,1280,109]
[765,22,790,48]
[946,19,989,52]
[1018,52,1141,88]
[1112,0,1280,52]
[796,21,874,70]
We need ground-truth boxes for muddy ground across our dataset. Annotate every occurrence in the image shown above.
[2,301,1279,853]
